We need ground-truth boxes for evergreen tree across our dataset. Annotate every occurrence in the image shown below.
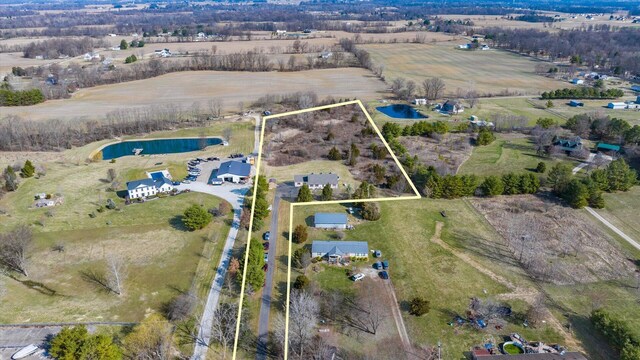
[476,128,496,145]
[352,181,374,199]
[590,169,609,191]
[348,143,360,166]
[460,174,479,196]
[536,162,547,173]
[327,146,341,160]
[480,176,504,196]
[182,204,212,230]
[292,224,308,244]
[241,238,265,289]
[119,39,128,49]
[321,184,333,201]
[519,173,541,194]
[293,275,309,290]
[441,175,463,199]
[547,163,572,194]
[3,166,18,191]
[563,179,589,208]
[605,159,637,192]
[20,160,35,178]
[584,179,606,209]
[361,202,381,221]
[502,173,521,195]
[296,184,313,202]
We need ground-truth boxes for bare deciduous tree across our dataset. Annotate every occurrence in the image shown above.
[106,255,127,296]
[107,168,117,182]
[284,290,319,359]
[422,77,446,100]
[211,302,238,359]
[0,225,32,276]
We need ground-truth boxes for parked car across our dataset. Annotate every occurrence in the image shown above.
[182,180,191,184]
[351,273,365,281]
[374,250,381,258]
[382,260,389,270]
[263,231,270,241]
[374,261,383,269]
[172,181,181,186]
[379,271,389,280]
[264,253,268,262]
[262,263,268,272]
[263,242,270,250]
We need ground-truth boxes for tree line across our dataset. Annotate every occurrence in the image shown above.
[591,309,640,360]
[23,37,110,59]
[541,87,624,100]
[565,115,640,145]
[0,88,45,106]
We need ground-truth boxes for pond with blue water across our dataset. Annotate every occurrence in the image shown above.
[99,137,222,160]
[376,104,427,119]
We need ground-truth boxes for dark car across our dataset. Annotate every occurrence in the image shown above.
[262,263,268,272]
[379,271,389,280]
[374,261,383,269]
[263,231,270,241]
[382,260,389,270]
[263,242,270,251]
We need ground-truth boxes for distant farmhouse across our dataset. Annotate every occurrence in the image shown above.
[154,48,172,57]
[311,240,369,261]
[608,100,640,110]
[294,173,339,190]
[413,98,428,105]
[215,161,251,183]
[439,99,464,114]
[571,78,584,85]
[314,212,348,229]
[127,174,174,200]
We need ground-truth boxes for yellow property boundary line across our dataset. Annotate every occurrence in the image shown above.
[232,100,421,359]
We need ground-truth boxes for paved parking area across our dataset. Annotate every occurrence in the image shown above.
[0,326,67,359]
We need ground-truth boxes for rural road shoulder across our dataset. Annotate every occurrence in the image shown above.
[256,188,284,359]
[182,182,250,360]
[585,207,640,251]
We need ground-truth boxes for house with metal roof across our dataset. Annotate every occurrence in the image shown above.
[216,161,251,183]
[314,213,348,229]
[294,173,339,189]
[553,136,583,152]
[311,240,369,261]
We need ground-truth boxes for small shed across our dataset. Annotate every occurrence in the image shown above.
[569,100,584,107]
[608,102,627,110]
[596,143,621,153]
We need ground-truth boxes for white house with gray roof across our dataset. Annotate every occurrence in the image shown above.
[294,173,339,189]
[312,240,369,260]
[126,175,174,199]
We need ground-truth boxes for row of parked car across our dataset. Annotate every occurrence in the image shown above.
[350,250,390,281]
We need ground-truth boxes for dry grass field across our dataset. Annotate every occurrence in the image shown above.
[363,43,569,96]
[2,69,387,121]
[439,13,640,31]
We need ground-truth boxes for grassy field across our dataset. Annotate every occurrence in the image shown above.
[289,199,577,358]
[363,43,567,96]
[458,133,580,176]
[0,129,247,323]
[595,187,640,243]
[262,160,358,187]
[2,69,387,121]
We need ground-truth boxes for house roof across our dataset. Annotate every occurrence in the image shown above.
[311,240,368,256]
[472,352,587,360]
[294,173,339,186]
[314,212,348,225]
[127,178,156,190]
[218,161,251,177]
[597,143,621,151]
[555,137,582,149]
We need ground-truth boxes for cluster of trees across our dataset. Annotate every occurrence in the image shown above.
[480,173,541,196]
[49,325,121,359]
[240,236,266,291]
[124,54,138,64]
[565,115,640,145]
[387,76,447,101]
[381,120,450,141]
[0,88,45,106]
[547,159,637,209]
[485,27,640,76]
[241,176,269,230]
[541,87,624,100]
[591,309,640,360]
[23,37,109,59]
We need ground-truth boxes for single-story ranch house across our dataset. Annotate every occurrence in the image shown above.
[126,175,174,199]
[294,173,339,190]
[215,161,251,183]
[314,212,348,229]
[311,240,369,261]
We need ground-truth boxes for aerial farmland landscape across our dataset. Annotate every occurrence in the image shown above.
[0,1,639,360]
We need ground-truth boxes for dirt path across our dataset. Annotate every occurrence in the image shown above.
[384,279,413,353]
[429,222,582,351]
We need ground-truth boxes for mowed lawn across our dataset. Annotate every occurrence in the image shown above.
[363,43,567,96]
[458,133,580,176]
[289,199,572,357]
[596,187,640,243]
[2,69,387,121]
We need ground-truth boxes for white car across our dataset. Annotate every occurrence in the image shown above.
[12,344,39,359]
[351,273,365,281]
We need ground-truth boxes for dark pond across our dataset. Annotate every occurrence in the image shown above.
[100,138,222,160]
[376,104,427,119]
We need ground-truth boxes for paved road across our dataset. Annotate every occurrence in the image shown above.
[585,207,640,251]
[255,188,283,359]
[185,182,250,360]
[571,153,613,175]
